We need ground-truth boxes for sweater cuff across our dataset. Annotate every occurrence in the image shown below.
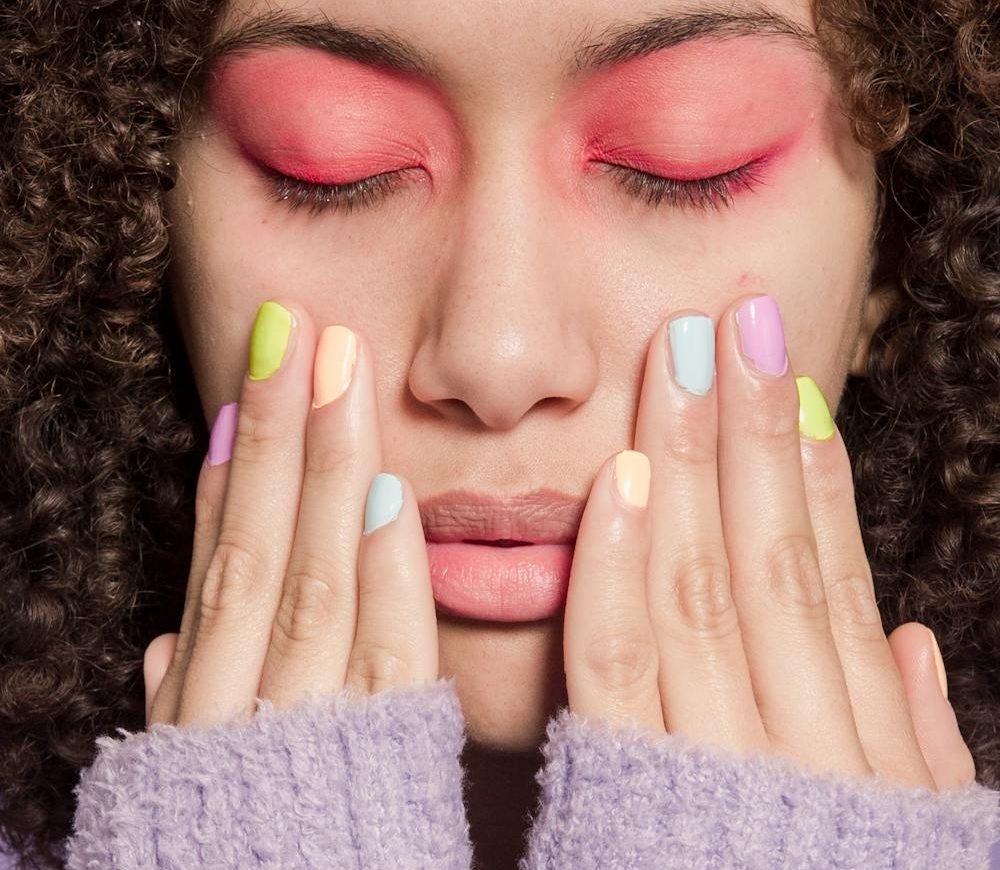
[67,678,473,870]
[520,708,1000,870]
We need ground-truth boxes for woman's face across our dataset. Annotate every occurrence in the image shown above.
[166,0,878,749]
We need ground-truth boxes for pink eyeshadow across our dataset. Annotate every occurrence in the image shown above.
[207,47,460,184]
[556,37,831,177]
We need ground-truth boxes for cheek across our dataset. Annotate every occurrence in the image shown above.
[165,138,430,407]
[575,115,875,380]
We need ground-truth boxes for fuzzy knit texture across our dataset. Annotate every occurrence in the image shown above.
[520,706,1000,870]
[64,678,474,870]
[2,678,999,869]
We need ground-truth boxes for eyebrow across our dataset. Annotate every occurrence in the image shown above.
[206,4,819,82]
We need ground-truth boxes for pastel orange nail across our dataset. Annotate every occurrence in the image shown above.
[613,450,650,509]
[313,326,357,408]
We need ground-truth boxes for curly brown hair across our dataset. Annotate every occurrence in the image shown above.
[1,0,997,867]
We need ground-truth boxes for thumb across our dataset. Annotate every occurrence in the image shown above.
[887,621,977,790]
[144,633,178,726]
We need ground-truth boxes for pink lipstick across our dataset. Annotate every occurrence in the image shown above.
[420,489,584,622]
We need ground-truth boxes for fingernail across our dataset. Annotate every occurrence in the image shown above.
[613,450,650,509]
[248,301,293,380]
[796,376,836,441]
[926,627,948,700]
[364,472,404,535]
[735,295,788,376]
[207,402,238,466]
[668,315,715,395]
[313,325,357,408]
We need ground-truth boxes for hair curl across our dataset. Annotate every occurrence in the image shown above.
[1,0,997,867]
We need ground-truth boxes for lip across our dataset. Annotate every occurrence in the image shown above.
[419,489,584,622]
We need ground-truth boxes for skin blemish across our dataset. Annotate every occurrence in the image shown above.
[206,47,461,185]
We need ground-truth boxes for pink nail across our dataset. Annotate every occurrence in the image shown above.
[207,402,238,466]
[735,295,788,376]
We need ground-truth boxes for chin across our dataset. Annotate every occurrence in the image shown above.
[437,613,568,751]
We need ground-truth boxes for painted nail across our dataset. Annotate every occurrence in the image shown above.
[364,472,404,535]
[926,627,949,700]
[613,450,650,509]
[796,377,836,441]
[207,402,238,466]
[668,315,715,395]
[313,325,357,408]
[735,295,788,376]
[248,301,293,381]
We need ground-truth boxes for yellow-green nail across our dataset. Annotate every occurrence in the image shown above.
[796,376,836,441]
[248,301,293,380]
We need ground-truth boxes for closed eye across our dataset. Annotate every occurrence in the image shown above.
[260,157,767,215]
[597,159,767,211]
[261,164,415,215]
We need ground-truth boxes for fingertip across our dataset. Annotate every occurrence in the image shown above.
[144,633,178,724]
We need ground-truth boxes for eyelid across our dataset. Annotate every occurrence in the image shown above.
[597,157,768,211]
[259,155,767,216]
[261,165,415,215]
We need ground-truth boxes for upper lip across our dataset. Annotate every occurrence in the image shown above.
[419,488,584,544]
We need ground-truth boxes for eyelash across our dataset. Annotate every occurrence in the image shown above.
[262,158,766,216]
[598,160,766,211]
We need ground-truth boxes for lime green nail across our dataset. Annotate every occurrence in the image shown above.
[796,376,836,441]
[248,301,292,380]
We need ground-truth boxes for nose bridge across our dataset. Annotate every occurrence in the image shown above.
[407,113,598,430]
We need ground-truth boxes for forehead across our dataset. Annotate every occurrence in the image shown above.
[210,0,821,95]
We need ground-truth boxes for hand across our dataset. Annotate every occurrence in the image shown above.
[143,300,438,728]
[562,294,977,791]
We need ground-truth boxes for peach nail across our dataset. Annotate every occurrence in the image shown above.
[313,326,357,408]
[613,450,650,509]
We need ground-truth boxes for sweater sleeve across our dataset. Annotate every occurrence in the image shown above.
[518,708,1000,870]
[63,678,473,870]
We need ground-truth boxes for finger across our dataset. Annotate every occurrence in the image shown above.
[717,294,869,778]
[144,633,178,726]
[344,473,439,696]
[259,327,382,708]
[633,314,766,756]
[889,623,977,790]
[155,404,237,721]
[178,300,315,727]
[799,400,935,789]
[564,450,663,733]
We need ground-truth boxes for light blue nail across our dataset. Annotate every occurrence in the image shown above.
[668,315,715,395]
[364,472,404,535]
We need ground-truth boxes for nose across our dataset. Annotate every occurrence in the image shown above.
[408,157,598,431]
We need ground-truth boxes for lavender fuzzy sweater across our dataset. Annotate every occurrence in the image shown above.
[4,678,999,868]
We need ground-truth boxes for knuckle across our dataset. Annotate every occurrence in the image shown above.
[581,630,658,698]
[744,399,800,449]
[660,417,717,466]
[232,398,288,457]
[273,568,343,647]
[801,435,849,487]
[193,487,221,537]
[761,535,829,618]
[346,643,411,695]
[668,556,741,640]
[304,428,357,477]
[824,569,886,642]
[199,541,262,620]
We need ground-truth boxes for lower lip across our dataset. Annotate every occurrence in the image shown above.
[426,541,575,622]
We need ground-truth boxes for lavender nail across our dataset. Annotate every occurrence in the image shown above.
[207,402,238,466]
[735,295,788,376]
